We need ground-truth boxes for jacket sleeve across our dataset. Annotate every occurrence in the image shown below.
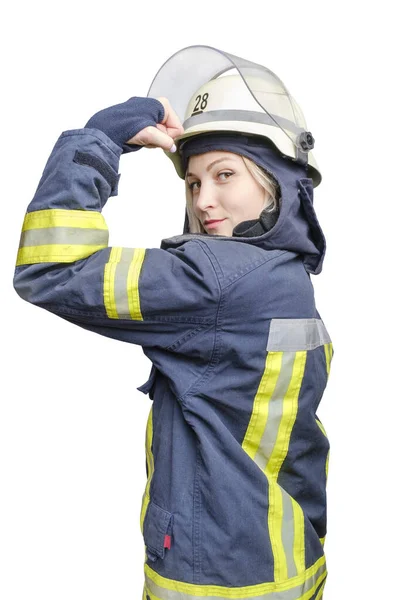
[13,128,220,350]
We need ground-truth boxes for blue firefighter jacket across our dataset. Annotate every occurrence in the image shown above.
[14,126,333,600]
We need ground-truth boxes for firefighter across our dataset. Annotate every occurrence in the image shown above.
[14,45,333,599]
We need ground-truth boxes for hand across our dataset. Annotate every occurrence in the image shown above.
[126,97,184,152]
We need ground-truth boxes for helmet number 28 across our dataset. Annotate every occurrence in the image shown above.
[191,93,209,115]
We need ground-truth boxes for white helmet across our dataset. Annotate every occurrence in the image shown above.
[147,45,321,187]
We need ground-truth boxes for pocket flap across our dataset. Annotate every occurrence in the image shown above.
[137,364,158,399]
[143,501,173,562]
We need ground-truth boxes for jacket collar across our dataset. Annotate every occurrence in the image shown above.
[161,150,326,275]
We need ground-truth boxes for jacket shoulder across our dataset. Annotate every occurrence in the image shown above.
[197,239,288,289]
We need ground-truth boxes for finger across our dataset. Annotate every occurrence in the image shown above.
[157,97,185,136]
[156,123,168,134]
[134,125,175,151]
[148,127,176,150]
[156,122,182,143]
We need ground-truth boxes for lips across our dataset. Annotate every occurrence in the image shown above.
[204,219,226,225]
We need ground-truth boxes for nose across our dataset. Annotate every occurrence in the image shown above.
[193,182,219,213]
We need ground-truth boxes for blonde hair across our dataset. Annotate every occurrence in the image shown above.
[184,155,280,234]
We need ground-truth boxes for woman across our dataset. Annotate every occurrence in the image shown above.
[14,46,333,600]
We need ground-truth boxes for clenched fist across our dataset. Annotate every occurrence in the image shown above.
[84,96,184,155]
[127,97,184,152]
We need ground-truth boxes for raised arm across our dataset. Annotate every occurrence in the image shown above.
[13,97,220,352]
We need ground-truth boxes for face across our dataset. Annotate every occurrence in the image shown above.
[186,151,269,236]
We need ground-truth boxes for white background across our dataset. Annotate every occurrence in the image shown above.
[2,1,398,598]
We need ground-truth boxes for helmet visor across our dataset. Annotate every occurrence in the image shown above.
[147,45,312,157]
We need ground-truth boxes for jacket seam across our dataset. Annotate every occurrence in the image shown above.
[59,128,122,159]
[165,323,212,352]
[175,240,223,402]
[143,316,213,324]
[195,241,290,290]
[38,303,214,325]
[191,239,224,284]
[178,284,225,402]
[165,239,221,580]
[178,249,292,401]
[223,250,290,291]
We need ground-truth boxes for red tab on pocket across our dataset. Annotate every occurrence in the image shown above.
[164,534,171,549]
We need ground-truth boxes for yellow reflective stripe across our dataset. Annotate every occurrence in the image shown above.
[315,574,327,600]
[319,535,326,547]
[242,351,308,584]
[104,247,122,318]
[140,405,154,537]
[127,247,145,320]
[103,247,145,320]
[316,418,330,480]
[292,497,306,574]
[324,343,332,378]
[315,418,327,437]
[16,243,106,265]
[145,555,326,599]
[268,483,286,580]
[267,351,307,582]
[316,417,329,485]
[316,420,329,549]
[323,344,332,488]
[242,352,288,580]
[326,449,330,481]
[242,352,282,459]
[266,352,307,477]
[16,209,109,265]
[22,208,107,231]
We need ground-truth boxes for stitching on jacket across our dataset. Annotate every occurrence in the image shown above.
[196,241,290,290]
[42,304,214,324]
[59,129,122,159]
[165,239,222,398]
[189,240,223,292]
[178,250,292,401]
[222,250,291,291]
[178,282,225,402]
[166,323,213,352]
[193,443,202,582]
[143,316,214,324]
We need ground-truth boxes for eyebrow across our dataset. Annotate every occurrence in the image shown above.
[186,157,235,179]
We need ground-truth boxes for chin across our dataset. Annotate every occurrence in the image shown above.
[214,222,233,237]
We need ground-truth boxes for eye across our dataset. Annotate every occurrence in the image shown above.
[188,171,233,191]
[218,171,233,181]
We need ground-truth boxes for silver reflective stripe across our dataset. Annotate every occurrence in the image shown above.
[19,227,108,248]
[113,248,136,318]
[255,352,296,472]
[182,110,303,136]
[145,560,326,599]
[252,351,300,578]
[267,319,331,352]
